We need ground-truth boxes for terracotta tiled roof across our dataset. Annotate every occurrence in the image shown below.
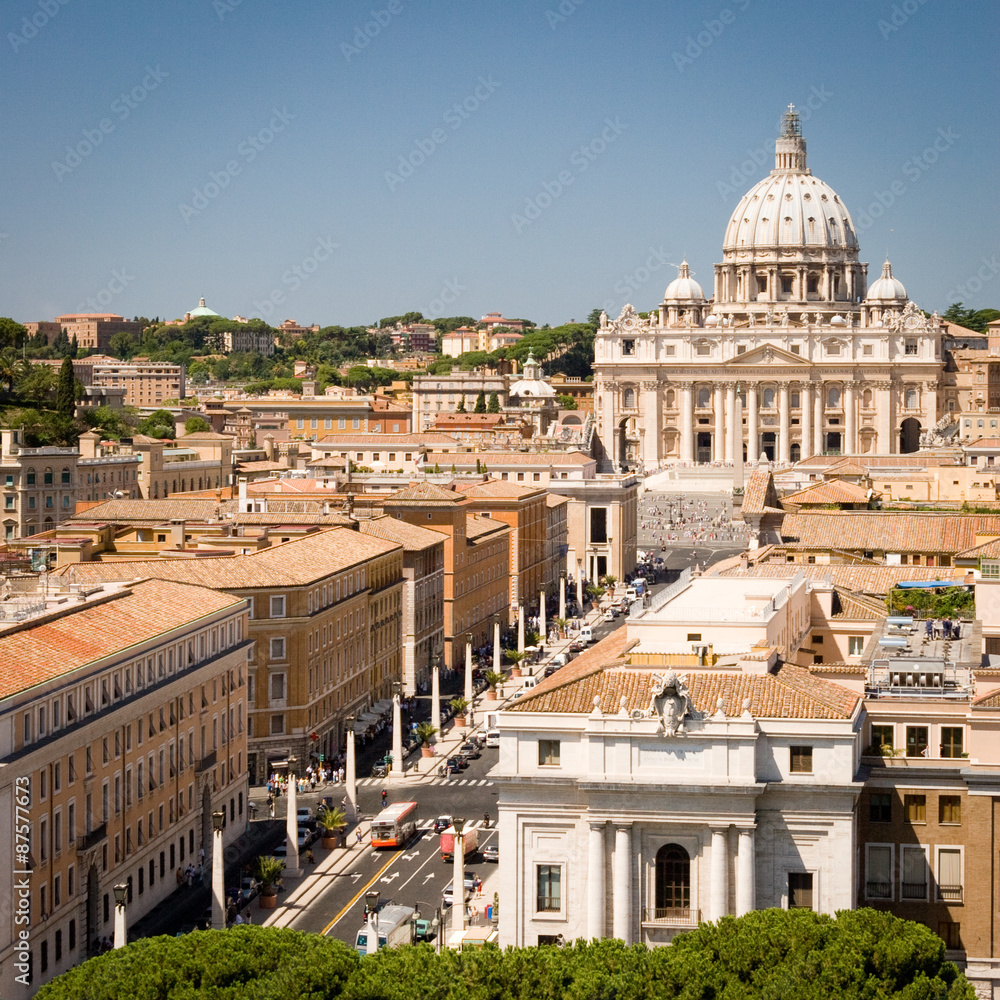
[511,649,859,721]
[235,460,287,472]
[71,499,237,522]
[314,433,458,446]
[383,482,465,504]
[359,515,446,551]
[50,527,400,589]
[546,493,569,508]
[478,451,594,466]
[807,662,869,675]
[713,560,965,595]
[955,537,1000,560]
[178,430,233,441]
[457,480,545,499]
[831,588,887,619]
[233,512,354,526]
[741,470,770,514]
[964,438,1000,449]
[781,480,872,507]
[465,513,510,540]
[0,580,243,699]
[779,511,1000,554]
[972,688,1000,707]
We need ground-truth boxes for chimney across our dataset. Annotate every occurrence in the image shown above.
[169,519,186,549]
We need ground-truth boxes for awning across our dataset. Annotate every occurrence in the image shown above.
[359,712,381,724]
[371,700,392,714]
[895,580,963,589]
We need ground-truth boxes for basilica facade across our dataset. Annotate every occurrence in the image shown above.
[594,107,944,471]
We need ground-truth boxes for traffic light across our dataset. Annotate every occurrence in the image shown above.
[319,753,324,762]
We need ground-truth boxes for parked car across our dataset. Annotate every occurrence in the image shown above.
[297,826,315,848]
[459,741,481,759]
[568,640,585,652]
[481,844,499,863]
[240,876,260,902]
[445,758,463,775]
[296,806,314,827]
[442,876,477,906]
[543,664,560,678]
[603,609,616,622]
[447,755,469,771]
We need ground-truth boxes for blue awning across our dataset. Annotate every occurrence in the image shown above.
[895,580,962,589]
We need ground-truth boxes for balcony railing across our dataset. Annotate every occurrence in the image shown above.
[938,884,963,903]
[901,881,927,899]
[865,881,892,899]
[77,822,107,852]
[196,750,217,773]
[642,907,700,927]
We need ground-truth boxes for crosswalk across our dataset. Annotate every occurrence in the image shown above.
[356,776,494,788]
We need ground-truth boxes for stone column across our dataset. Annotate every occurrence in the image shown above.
[392,688,403,777]
[813,385,824,455]
[285,765,301,876]
[559,575,566,622]
[713,385,726,462]
[517,604,525,653]
[211,818,225,930]
[464,636,474,717]
[725,383,737,464]
[346,725,358,820]
[778,383,790,464]
[493,620,501,673]
[680,385,694,462]
[710,828,728,922]
[453,823,466,936]
[736,828,756,916]
[538,590,546,647]
[575,566,583,609]
[845,382,856,455]
[587,821,606,940]
[612,824,633,944]
[800,382,812,460]
[642,381,660,468]
[746,384,759,463]
[431,664,441,748]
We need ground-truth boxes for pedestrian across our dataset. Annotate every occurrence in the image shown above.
[356,828,363,846]
[305,849,315,864]
[381,788,388,807]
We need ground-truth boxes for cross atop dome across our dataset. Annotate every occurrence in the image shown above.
[774,103,807,172]
[782,104,801,137]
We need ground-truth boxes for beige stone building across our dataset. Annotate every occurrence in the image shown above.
[0,578,249,995]
[91,361,185,408]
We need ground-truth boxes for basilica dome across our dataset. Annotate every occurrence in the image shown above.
[664,260,705,302]
[722,110,858,254]
[866,259,907,302]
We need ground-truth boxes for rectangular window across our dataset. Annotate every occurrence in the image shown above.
[869,792,891,823]
[901,846,928,899]
[270,714,285,735]
[269,595,286,618]
[269,673,285,701]
[590,507,608,544]
[269,637,286,660]
[904,794,926,823]
[788,872,813,909]
[871,724,894,752]
[940,727,963,758]
[939,795,961,824]
[621,339,635,356]
[866,845,892,900]
[906,726,928,757]
[536,864,561,912]
[538,740,560,766]
[790,746,813,773]
[848,636,865,656]
[938,921,962,951]
[937,848,962,902]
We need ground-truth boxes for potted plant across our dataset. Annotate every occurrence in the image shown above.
[316,804,347,849]
[484,671,504,701]
[554,617,569,639]
[505,648,526,678]
[449,697,469,727]
[415,721,438,757]
[254,855,284,910]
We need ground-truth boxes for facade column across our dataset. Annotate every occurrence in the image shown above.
[736,828,756,916]
[778,383,790,464]
[813,385,824,456]
[800,382,812,460]
[642,381,660,468]
[845,382,856,455]
[679,385,694,462]
[612,824,633,944]
[876,381,893,455]
[923,380,938,443]
[746,384,759,463]
[713,385,726,463]
[587,821,606,940]
[725,383,736,464]
[710,828,728,922]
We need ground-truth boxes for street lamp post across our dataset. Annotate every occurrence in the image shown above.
[391,682,403,779]
[452,818,466,941]
[431,656,442,746]
[211,810,226,930]
[285,755,302,876]
[464,632,474,728]
[345,718,358,821]
[113,883,128,949]
[365,890,380,955]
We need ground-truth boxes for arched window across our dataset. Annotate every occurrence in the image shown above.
[828,386,841,407]
[905,388,918,409]
[697,388,710,408]
[655,844,690,916]
[762,387,775,408]
[666,389,675,407]
[44,467,53,486]
[623,388,635,409]
[862,389,873,408]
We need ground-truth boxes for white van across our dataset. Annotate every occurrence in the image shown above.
[624,587,638,602]
[579,625,594,643]
[522,676,538,690]
[484,729,500,748]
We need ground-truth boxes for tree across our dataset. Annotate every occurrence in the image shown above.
[449,696,469,719]
[415,721,438,747]
[56,356,76,416]
[487,391,500,413]
[557,393,577,410]
[484,670,504,693]
[184,416,212,434]
[138,409,176,439]
[108,330,137,360]
[455,396,466,413]
[315,804,347,844]
[15,363,57,407]
[0,317,27,350]
[473,390,487,413]
[943,302,1000,334]
[0,347,28,396]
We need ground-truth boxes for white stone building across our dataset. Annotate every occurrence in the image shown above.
[593,106,944,472]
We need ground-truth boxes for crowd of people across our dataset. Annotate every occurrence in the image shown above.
[638,492,749,548]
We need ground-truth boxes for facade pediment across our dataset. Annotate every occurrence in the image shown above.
[723,344,807,367]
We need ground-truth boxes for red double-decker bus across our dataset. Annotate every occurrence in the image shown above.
[370,801,419,848]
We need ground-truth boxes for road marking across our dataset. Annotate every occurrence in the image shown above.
[321,850,401,936]
[403,851,420,860]
[380,871,400,885]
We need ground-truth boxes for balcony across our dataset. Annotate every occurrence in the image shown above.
[196,750,217,773]
[642,907,700,927]
[77,823,107,852]
[938,884,963,903]
[901,881,927,900]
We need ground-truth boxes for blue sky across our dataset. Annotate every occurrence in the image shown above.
[2,0,997,328]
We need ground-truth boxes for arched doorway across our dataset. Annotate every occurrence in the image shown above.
[696,432,712,464]
[655,844,691,918]
[790,443,801,462]
[900,417,921,454]
[761,432,776,461]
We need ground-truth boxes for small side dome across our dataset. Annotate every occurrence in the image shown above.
[830,315,847,327]
[866,259,907,302]
[664,261,705,302]
[704,314,720,327]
